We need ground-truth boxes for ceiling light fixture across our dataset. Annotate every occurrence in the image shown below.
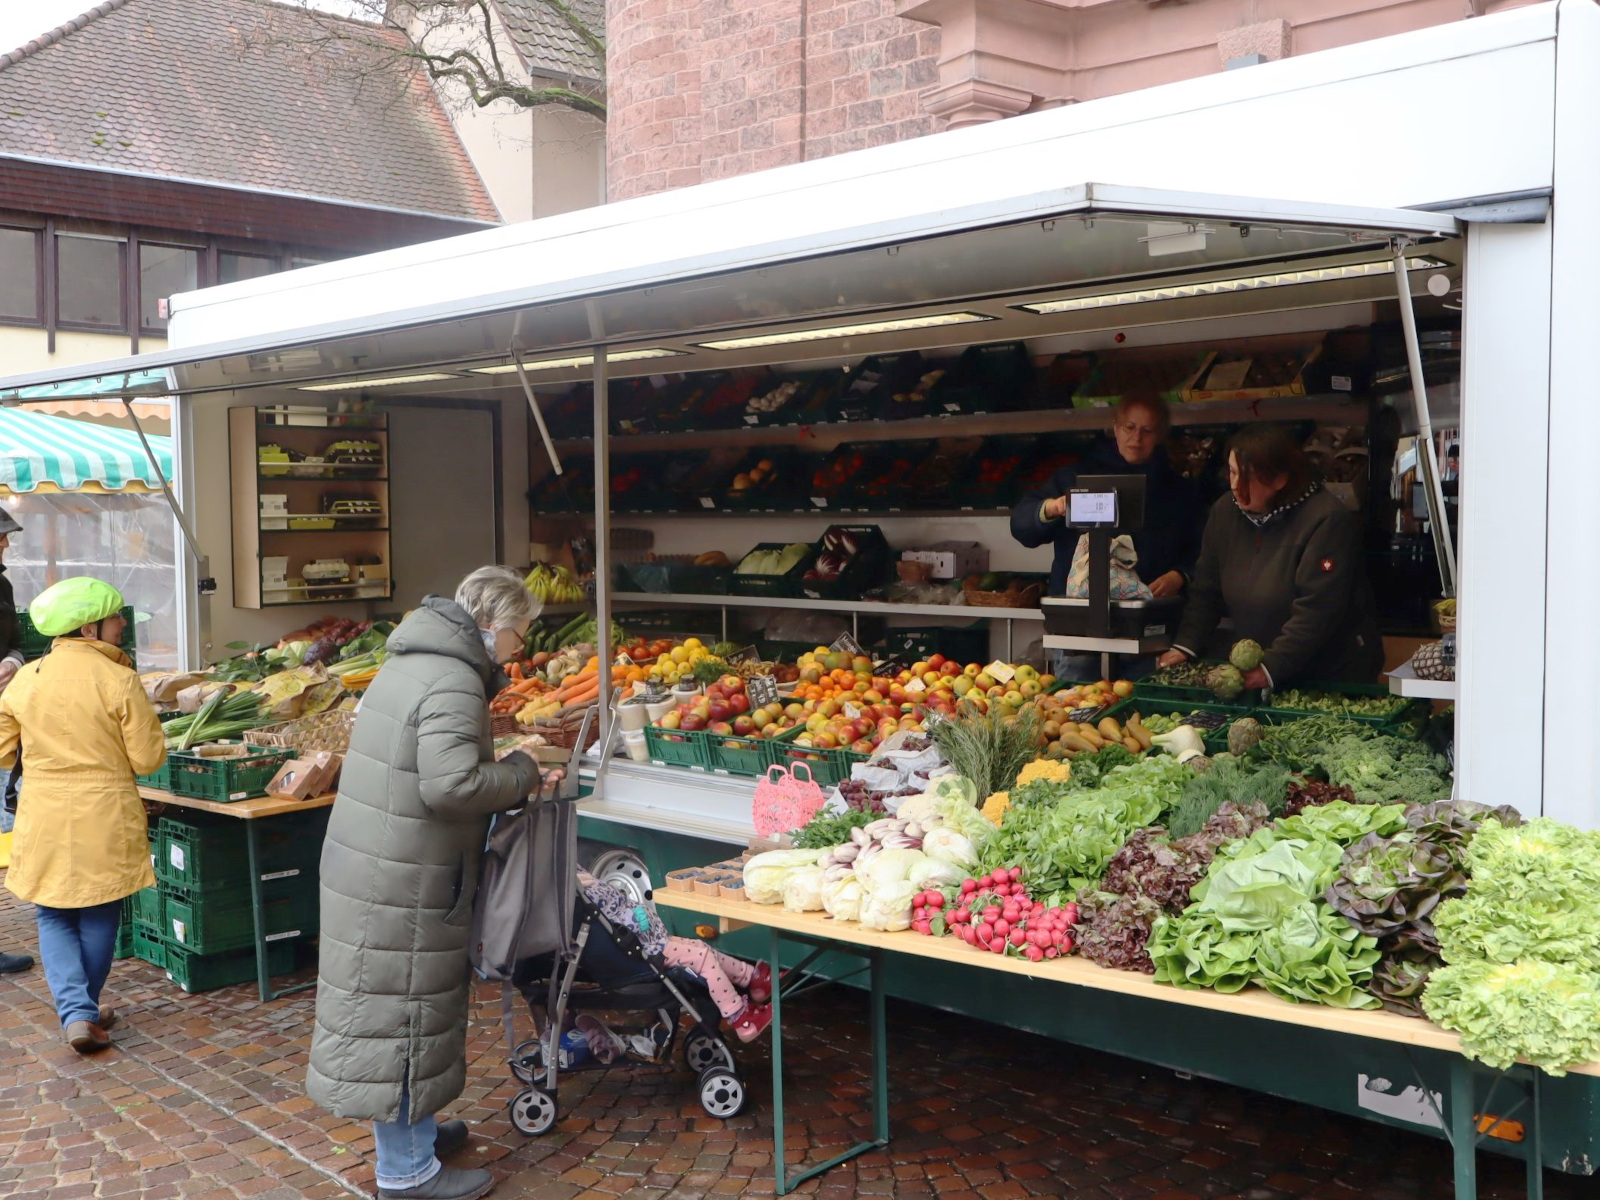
[297,372,455,392]
[696,311,994,352]
[1017,257,1451,316]
[471,348,685,374]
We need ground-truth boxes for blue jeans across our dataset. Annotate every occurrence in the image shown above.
[34,900,122,1028]
[373,1075,441,1192]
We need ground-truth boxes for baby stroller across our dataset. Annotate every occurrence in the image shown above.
[504,893,749,1136]
[491,711,747,1137]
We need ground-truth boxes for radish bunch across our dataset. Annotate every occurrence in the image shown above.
[909,867,1078,963]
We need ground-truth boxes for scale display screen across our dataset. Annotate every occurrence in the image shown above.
[1069,491,1118,524]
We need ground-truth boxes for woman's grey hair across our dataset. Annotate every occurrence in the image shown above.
[455,566,541,629]
[1111,393,1172,436]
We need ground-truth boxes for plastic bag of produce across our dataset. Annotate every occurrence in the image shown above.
[744,848,827,905]
[908,857,965,891]
[859,878,918,932]
[821,872,862,922]
[921,826,978,870]
[782,866,827,913]
[1065,534,1152,601]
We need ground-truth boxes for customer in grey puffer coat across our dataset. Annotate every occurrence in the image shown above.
[308,567,541,1200]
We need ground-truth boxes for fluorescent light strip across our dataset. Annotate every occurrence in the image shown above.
[1018,257,1451,316]
[472,348,685,375]
[696,311,994,352]
[298,372,455,392]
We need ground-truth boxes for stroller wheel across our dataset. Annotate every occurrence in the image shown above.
[697,1067,747,1119]
[510,1038,544,1084]
[684,1027,736,1075]
[508,1087,559,1137]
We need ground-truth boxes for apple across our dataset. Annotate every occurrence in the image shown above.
[709,721,733,736]
[729,693,751,715]
[733,715,755,735]
[705,683,726,701]
[975,673,997,690]
[927,654,947,670]
[953,677,974,697]
[851,738,875,754]
[681,713,706,731]
[659,711,681,729]
[784,703,805,720]
[923,671,942,687]
[815,732,838,749]
[889,684,908,703]
[940,661,962,677]
[1019,680,1042,698]
[721,675,745,692]
[964,663,982,678]
[1113,679,1134,698]
[707,700,730,721]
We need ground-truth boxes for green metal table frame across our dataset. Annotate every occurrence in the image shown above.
[767,927,888,1196]
[756,920,1550,1200]
[245,817,315,1004]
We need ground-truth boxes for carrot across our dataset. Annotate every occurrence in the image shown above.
[559,682,600,706]
[508,663,525,682]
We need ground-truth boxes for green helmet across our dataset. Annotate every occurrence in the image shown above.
[29,577,125,637]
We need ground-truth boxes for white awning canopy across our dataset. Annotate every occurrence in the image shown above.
[0,183,1459,403]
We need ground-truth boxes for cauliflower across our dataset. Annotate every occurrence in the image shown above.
[1016,760,1072,787]
[981,791,1011,826]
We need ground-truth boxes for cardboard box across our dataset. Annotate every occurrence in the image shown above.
[902,542,989,580]
[267,750,343,800]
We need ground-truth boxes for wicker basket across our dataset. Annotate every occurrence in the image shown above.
[490,714,522,739]
[963,582,1044,609]
[250,709,356,755]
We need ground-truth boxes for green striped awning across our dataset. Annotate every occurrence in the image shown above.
[0,408,173,493]
[0,369,170,402]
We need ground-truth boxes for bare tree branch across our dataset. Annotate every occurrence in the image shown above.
[248,0,606,122]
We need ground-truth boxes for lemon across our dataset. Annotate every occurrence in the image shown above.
[684,637,703,651]
[670,646,690,665]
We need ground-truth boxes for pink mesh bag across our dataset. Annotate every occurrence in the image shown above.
[752,762,827,838]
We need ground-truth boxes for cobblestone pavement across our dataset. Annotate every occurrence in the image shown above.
[0,888,1587,1199]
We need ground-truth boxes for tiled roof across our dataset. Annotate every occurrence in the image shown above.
[0,0,500,223]
[492,0,604,86]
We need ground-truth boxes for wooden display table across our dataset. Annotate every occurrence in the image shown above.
[657,889,1587,1200]
[140,787,335,1001]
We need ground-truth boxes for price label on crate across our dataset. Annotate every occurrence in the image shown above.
[644,678,669,701]
[725,645,761,665]
[748,674,781,708]
[699,497,716,509]
[830,632,867,659]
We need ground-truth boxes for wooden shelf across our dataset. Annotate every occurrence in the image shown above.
[611,591,1042,620]
[232,404,393,610]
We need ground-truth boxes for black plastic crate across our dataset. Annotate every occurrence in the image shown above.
[615,560,730,596]
[729,543,816,598]
[926,341,1033,416]
[801,525,891,601]
[739,372,841,428]
[835,352,925,422]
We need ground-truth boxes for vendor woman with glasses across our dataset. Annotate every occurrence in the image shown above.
[1012,393,1203,600]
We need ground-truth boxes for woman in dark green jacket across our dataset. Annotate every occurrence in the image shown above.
[1160,425,1382,688]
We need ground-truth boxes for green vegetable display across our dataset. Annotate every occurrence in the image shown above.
[1166,759,1290,840]
[792,808,876,850]
[1269,688,1411,719]
[1248,719,1452,807]
[980,754,1190,899]
[1423,818,1600,1073]
[1423,959,1600,1075]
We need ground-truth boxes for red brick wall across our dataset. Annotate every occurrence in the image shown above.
[606,0,944,201]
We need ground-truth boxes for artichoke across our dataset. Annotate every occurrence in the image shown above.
[1227,717,1264,757]
[1229,639,1264,672]
[1207,663,1245,701]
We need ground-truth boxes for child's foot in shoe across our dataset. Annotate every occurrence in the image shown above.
[731,1003,772,1043]
[746,962,773,1005]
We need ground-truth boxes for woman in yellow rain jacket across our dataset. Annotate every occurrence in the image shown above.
[0,578,165,1053]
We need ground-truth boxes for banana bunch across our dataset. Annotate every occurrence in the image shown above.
[525,563,584,604]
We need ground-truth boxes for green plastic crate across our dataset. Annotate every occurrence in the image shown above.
[162,936,298,994]
[763,738,868,788]
[701,725,803,777]
[114,904,135,959]
[131,926,167,969]
[166,746,293,803]
[137,761,173,792]
[1254,682,1429,736]
[161,883,317,955]
[156,812,326,892]
[130,885,162,932]
[643,726,710,770]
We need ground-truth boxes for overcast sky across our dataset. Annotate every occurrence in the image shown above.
[0,0,368,56]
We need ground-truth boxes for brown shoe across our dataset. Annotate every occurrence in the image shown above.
[97,1006,118,1031]
[65,1021,112,1054]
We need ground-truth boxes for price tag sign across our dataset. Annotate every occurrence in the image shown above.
[748,674,781,708]
[644,678,668,701]
[906,677,927,695]
[984,660,1017,683]
[699,497,716,509]
[811,496,829,508]
[873,659,907,678]
[744,414,760,424]
[615,652,636,667]
[843,702,862,720]
[830,632,867,659]
[726,645,761,665]
[1069,490,1118,525]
